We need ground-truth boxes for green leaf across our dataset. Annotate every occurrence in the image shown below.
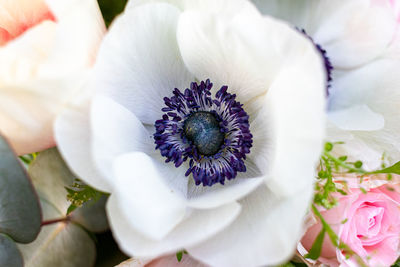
[324,142,333,152]
[304,228,325,260]
[360,187,367,194]
[0,135,41,243]
[0,233,23,267]
[66,179,104,211]
[391,257,400,267]
[98,0,128,27]
[66,204,78,215]
[176,251,183,262]
[369,161,400,175]
[19,153,39,166]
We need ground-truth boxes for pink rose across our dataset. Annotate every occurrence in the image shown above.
[0,0,105,154]
[301,181,400,266]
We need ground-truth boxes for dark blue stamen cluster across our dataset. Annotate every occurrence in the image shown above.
[298,28,333,93]
[154,79,253,186]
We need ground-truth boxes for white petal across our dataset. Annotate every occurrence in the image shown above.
[44,0,105,73]
[127,0,258,14]
[328,105,385,131]
[186,176,263,209]
[112,152,188,239]
[0,0,105,154]
[246,94,274,177]
[93,3,193,124]
[187,185,313,267]
[107,193,241,257]
[329,59,400,165]
[262,33,326,196]
[315,0,396,69]
[326,126,384,171]
[0,22,58,154]
[54,95,111,192]
[253,0,397,69]
[177,9,284,104]
[329,59,400,110]
[0,86,56,154]
[91,95,154,182]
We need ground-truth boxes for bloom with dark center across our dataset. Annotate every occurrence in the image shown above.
[55,1,327,266]
[253,0,400,168]
[154,79,252,186]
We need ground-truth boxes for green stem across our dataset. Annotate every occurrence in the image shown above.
[312,205,368,267]
[323,152,367,174]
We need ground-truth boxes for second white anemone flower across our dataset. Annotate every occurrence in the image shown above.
[55,0,326,266]
[252,0,400,169]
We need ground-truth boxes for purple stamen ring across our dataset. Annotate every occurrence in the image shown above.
[154,79,253,186]
[298,28,333,92]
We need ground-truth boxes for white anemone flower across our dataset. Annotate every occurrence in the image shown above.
[0,0,105,154]
[55,0,326,266]
[252,0,400,169]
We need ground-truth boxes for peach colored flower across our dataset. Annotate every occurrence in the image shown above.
[0,0,105,154]
[301,181,400,267]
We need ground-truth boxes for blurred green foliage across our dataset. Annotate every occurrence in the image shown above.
[392,258,400,267]
[98,0,128,27]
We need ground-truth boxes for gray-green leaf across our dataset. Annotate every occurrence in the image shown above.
[28,148,109,232]
[0,233,23,267]
[0,136,41,243]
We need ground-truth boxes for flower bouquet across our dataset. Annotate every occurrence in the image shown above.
[1,0,399,266]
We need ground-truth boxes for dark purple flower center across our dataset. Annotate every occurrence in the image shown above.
[154,79,253,186]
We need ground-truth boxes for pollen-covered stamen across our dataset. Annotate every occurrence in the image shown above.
[183,111,225,156]
[154,79,253,186]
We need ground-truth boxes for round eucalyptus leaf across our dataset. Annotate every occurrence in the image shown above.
[0,136,41,243]
[18,198,96,267]
[28,148,109,232]
[0,233,24,267]
[28,148,75,214]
